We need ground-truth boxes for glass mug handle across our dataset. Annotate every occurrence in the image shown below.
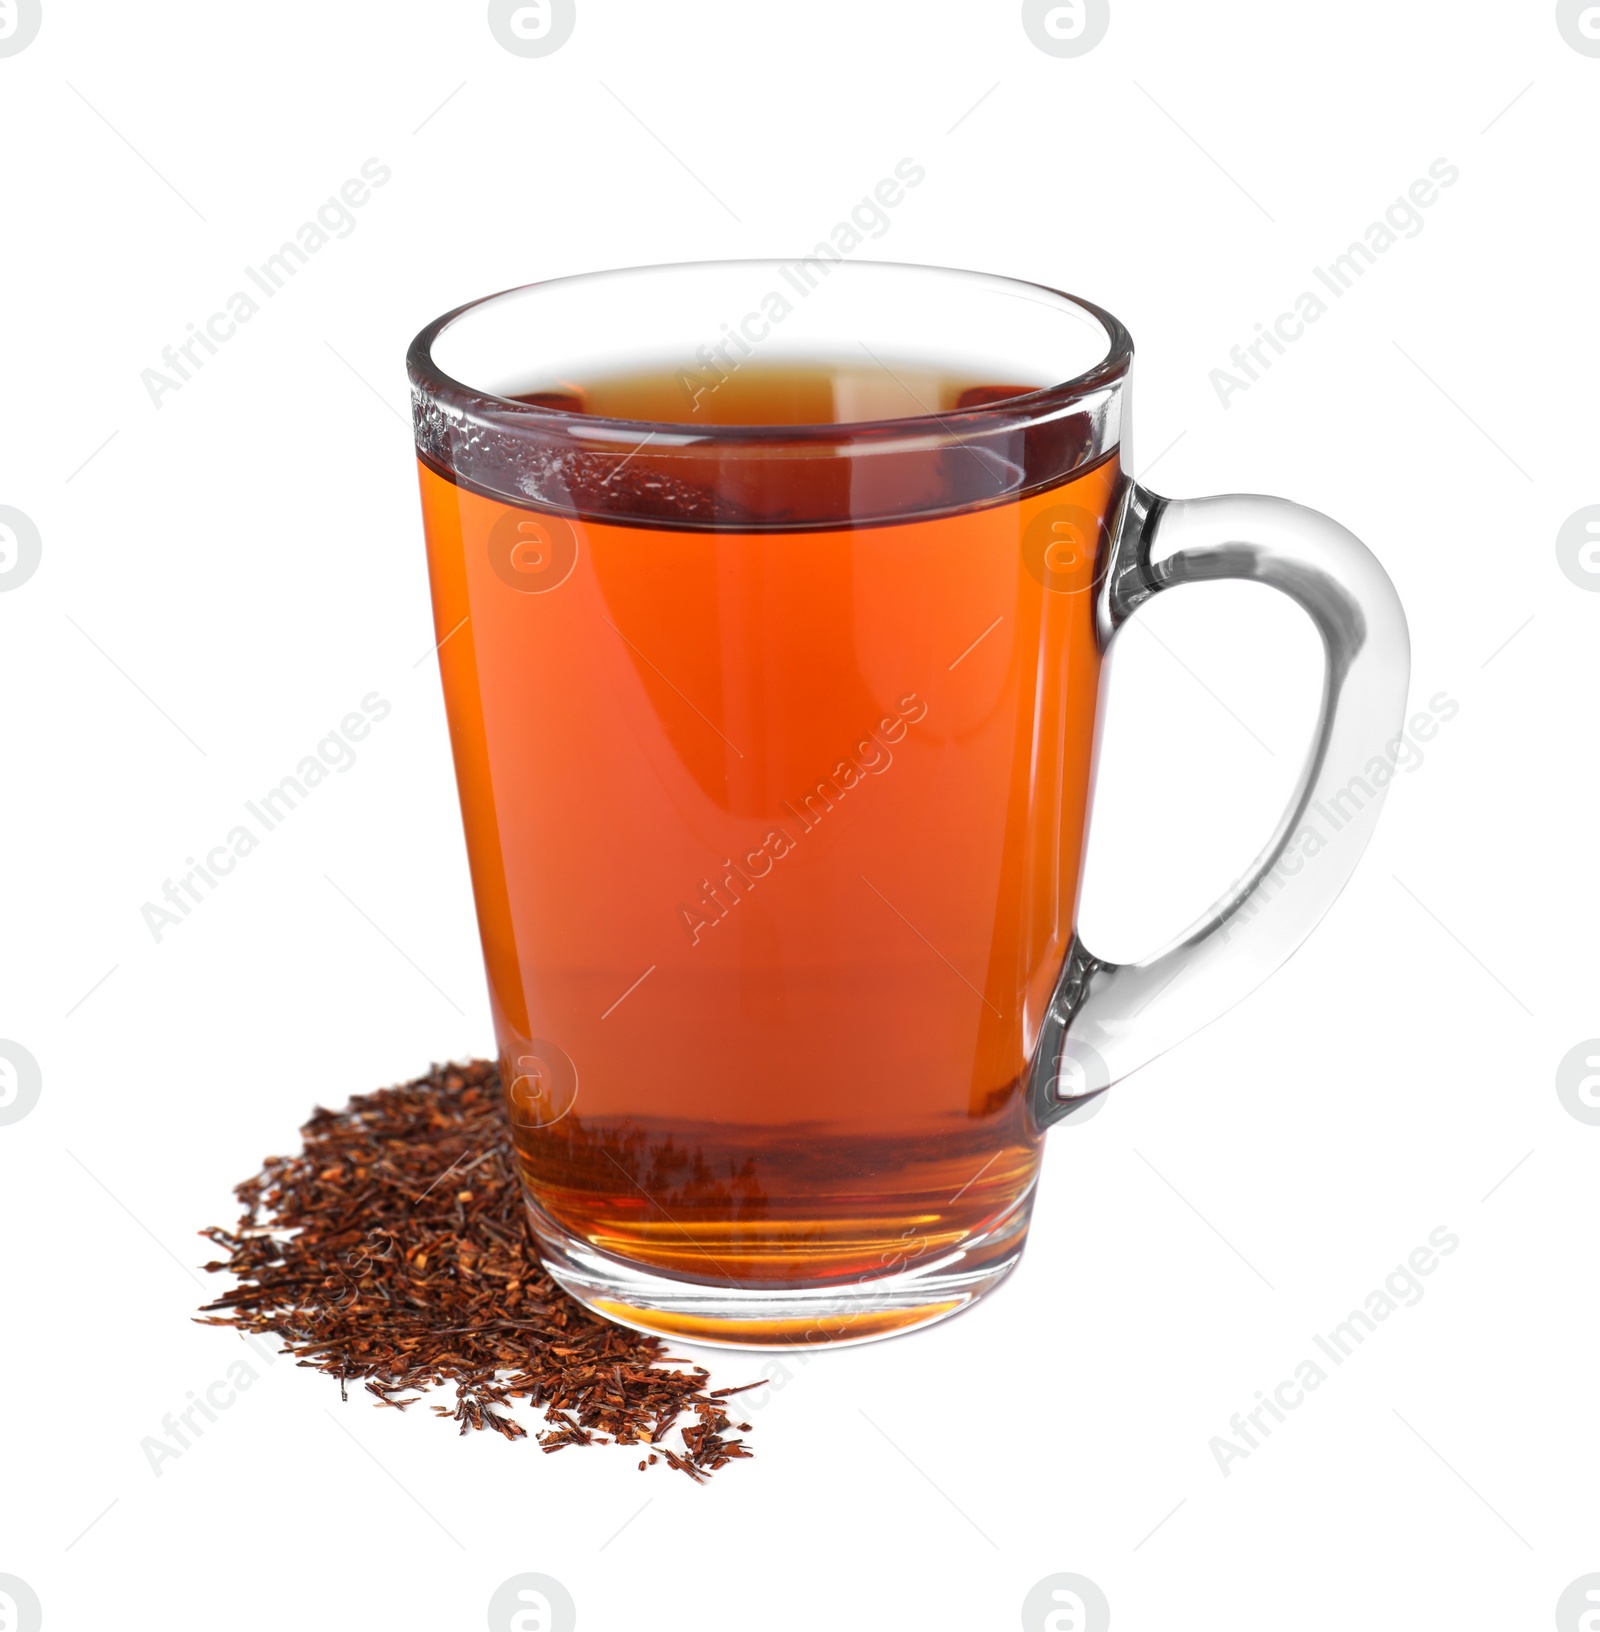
[1029,481,1412,1126]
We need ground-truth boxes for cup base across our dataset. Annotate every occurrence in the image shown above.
[527,1191,1033,1350]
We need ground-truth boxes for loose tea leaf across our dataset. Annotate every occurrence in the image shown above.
[198,1059,753,1479]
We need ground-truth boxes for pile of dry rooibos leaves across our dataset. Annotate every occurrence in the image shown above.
[198,1059,754,1480]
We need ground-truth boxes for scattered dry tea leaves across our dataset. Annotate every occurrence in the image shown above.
[198,1059,753,1479]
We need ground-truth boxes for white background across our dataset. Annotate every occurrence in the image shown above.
[2,2,1597,1628]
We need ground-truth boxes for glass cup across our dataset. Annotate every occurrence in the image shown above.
[407,261,1409,1348]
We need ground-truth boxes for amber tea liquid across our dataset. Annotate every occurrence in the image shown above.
[419,360,1120,1342]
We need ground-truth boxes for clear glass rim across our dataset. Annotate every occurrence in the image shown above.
[406,259,1134,445]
